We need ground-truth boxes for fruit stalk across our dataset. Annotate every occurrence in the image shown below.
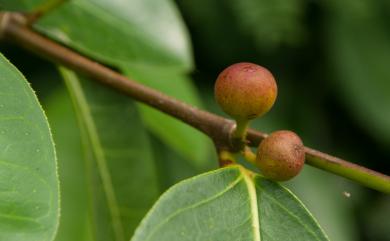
[231,119,250,151]
[242,146,257,165]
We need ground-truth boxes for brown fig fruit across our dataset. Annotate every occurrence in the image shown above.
[214,62,277,121]
[256,130,305,181]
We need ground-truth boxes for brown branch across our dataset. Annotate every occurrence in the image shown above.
[1,12,389,193]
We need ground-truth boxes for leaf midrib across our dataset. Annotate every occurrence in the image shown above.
[240,167,261,241]
[144,166,263,241]
[61,69,125,241]
[144,174,244,241]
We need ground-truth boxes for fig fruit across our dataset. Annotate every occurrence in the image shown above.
[256,130,305,181]
[214,62,277,121]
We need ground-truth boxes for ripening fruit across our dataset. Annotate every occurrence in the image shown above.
[214,62,277,121]
[256,130,305,181]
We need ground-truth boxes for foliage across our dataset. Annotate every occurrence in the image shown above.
[132,166,328,241]
[0,0,389,241]
[0,53,58,241]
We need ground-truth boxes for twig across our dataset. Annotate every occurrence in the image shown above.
[247,129,390,192]
[1,12,389,193]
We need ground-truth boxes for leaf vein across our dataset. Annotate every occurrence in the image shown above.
[257,185,322,241]
[144,175,244,241]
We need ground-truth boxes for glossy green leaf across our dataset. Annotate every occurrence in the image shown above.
[44,87,92,241]
[327,0,390,145]
[122,65,211,169]
[60,68,160,241]
[132,165,328,241]
[0,53,59,241]
[1,0,192,71]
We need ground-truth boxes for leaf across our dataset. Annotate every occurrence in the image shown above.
[326,0,390,145]
[122,65,211,169]
[131,165,328,241]
[4,0,208,166]
[1,0,192,71]
[288,166,359,241]
[227,0,306,49]
[60,68,160,241]
[44,87,92,241]
[0,53,59,240]
[150,135,203,191]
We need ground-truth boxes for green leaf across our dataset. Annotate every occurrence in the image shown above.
[122,65,211,169]
[227,0,306,49]
[288,166,358,241]
[0,53,59,241]
[131,165,328,241]
[150,135,203,191]
[0,0,45,10]
[44,87,92,241]
[326,0,390,145]
[60,68,160,241]
[1,0,192,71]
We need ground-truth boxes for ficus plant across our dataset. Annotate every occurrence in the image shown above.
[0,1,389,241]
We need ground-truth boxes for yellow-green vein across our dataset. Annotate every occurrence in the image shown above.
[60,68,125,241]
[240,167,261,241]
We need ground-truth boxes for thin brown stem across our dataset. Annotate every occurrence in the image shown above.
[1,12,389,193]
[0,12,233,147]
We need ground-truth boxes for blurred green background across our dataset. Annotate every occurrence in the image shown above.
[1,0,390,240]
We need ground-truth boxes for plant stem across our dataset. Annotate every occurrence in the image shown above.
[218,150,237,167]
[0,12,389,193]
[231,119,250,152]
[305,147,390,193]
[233,119,249,139]
[0,12,232,147]
[247,129,390,192]
[242,146,256,165]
